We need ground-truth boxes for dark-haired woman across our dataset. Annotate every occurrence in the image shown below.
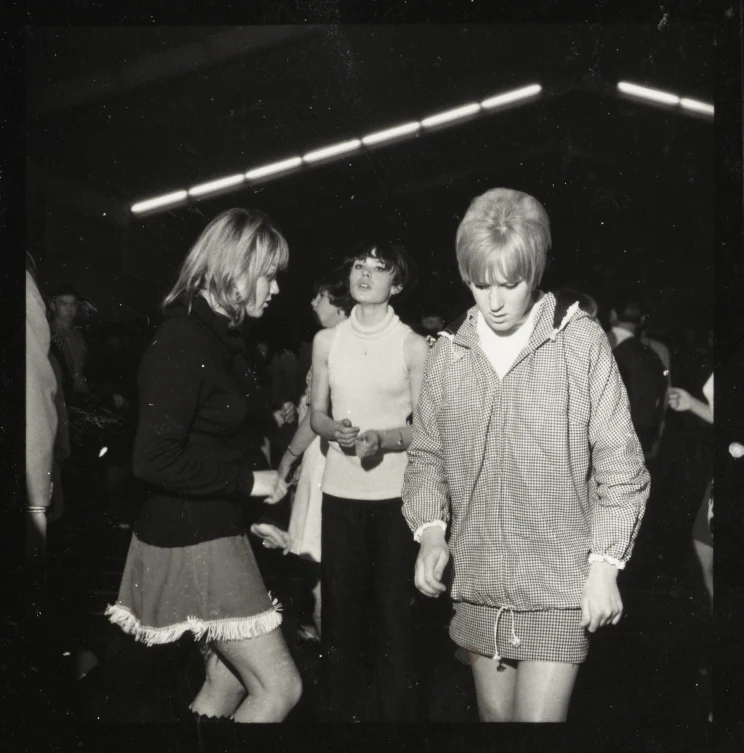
[310,242,430,721]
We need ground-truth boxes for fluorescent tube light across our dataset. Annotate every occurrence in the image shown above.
[131,190,188,214]
[303,139,362,163]
[421,103,481,127]
[361,121,421,145]
[245,157,303,180]
[679,97,714,116]
[188,174,246,197]
[480,84,542,109]
[617,81,680,105]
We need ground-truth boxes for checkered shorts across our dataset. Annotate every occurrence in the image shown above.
[450,602,589,664]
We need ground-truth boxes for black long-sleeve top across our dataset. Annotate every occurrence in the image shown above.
[133,296,274,547]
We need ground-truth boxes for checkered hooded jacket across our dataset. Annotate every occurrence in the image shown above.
[402,292,650,612]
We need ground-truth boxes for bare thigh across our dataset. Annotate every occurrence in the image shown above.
[216,628,300,700]
[468,652,518,722]
[512,660,580,722]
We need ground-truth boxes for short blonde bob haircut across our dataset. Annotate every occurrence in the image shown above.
[163,208,289,326]
[455,188,551,292]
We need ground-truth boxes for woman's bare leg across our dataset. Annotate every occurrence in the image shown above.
[190,646,246,718]
[512,660,580,722]
[217,628,302,723]
[468,652,518,722]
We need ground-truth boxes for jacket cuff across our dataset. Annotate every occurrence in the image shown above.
[588,553,627,570]
[413,520,447,543]
[236,468,255,497]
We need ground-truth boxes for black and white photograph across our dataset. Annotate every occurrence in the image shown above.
[17,15,741,746]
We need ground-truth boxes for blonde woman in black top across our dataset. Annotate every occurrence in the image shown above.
[106,209,302,722]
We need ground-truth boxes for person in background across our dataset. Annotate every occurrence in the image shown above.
[48,283,89,405]
[668,375,714,606]
[105,208,302,723]
[26,259,58,569]
[640,322,672,461]
[403,188,649,722]
[607,300,668,462]
[418,310,446,347]
[252,270,354,642]
[47,350,70,523]
[668,371,714,724]
[310,241,430,722]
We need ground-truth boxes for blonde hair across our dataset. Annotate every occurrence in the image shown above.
[455,188,551,291]
[163,208,289,326]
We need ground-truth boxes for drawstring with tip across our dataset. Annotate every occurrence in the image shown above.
[492,606,521,664]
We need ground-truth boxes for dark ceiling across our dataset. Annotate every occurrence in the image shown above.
[27,25,713,203]
[26,24,715,332]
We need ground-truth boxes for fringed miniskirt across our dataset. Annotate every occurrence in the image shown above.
[106,533,282,646]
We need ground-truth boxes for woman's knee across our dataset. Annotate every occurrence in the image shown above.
[252,652,303,711]
[276,662,303,708]
[477,699,513,722]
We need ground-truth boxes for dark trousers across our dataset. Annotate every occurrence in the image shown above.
[321,494,418,722]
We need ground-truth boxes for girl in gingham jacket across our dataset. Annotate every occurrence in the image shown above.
[402,188,650,722]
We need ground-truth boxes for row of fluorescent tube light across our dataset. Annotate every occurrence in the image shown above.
[131,80,714,215]
[617,81,714,115]
[130,83,542,214]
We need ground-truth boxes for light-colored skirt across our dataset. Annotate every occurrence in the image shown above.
[105,533,282,646]
[287,437,326,563]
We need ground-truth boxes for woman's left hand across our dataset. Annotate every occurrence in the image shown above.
[580,561,623,633]
[355,430,382,459]
[273,401,297,427]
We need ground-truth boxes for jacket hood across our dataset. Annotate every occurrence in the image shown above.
[441,291,590,352]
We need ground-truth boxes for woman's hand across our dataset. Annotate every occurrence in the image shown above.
[668,387,692,412]
[250,523,291,554]
[273,401,297,428]
[580,561,623,633]
[333,418,359,448]
[265,475,288,505]
[250,470,288,504]
[414,526,450,598]
[355,430,382,459]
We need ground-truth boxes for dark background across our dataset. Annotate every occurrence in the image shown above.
[26,24,713,337]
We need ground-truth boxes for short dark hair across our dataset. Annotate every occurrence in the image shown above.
[342,240,414,292]
[613,300,647,327]
[51,283,81,300]
[313,270,354,316]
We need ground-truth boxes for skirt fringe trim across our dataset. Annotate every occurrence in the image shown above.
[105,598,283,646]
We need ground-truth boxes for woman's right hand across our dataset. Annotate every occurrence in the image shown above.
[415,527,450,598]
[333,418,360,448]
[251,470,288,504]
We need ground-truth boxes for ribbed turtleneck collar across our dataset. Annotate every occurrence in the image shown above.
[349,305,399,339]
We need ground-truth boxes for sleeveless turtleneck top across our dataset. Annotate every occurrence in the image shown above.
[322,305,413,500]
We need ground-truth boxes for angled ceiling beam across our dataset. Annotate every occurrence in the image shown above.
[29,26,322,117]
